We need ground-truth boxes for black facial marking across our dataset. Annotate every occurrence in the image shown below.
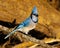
[31,14,38,23]
[33,14,38,17]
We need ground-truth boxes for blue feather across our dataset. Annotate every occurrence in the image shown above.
[4,6,38,39]
[16,17,30,29]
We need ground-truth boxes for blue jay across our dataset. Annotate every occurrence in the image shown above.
[4,6,38,39]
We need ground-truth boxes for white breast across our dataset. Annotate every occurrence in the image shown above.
[18,18,37,34]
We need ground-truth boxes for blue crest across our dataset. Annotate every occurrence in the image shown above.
[32,6,38,15]
[4,6,38,39]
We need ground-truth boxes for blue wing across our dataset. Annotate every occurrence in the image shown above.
[4,17,31,39]
[15,17,31,29]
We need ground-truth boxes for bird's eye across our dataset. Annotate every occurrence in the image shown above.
[33,14,38,17]
[36,14,38,16]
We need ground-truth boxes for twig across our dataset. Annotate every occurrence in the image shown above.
[0,25,57,48]
[20,32,57,48]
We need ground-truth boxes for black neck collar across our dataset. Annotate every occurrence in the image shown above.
[30,14,38,23]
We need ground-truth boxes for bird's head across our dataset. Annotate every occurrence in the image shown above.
[31,6,38,23]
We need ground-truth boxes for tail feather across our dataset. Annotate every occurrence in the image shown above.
[4,30,17,39]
